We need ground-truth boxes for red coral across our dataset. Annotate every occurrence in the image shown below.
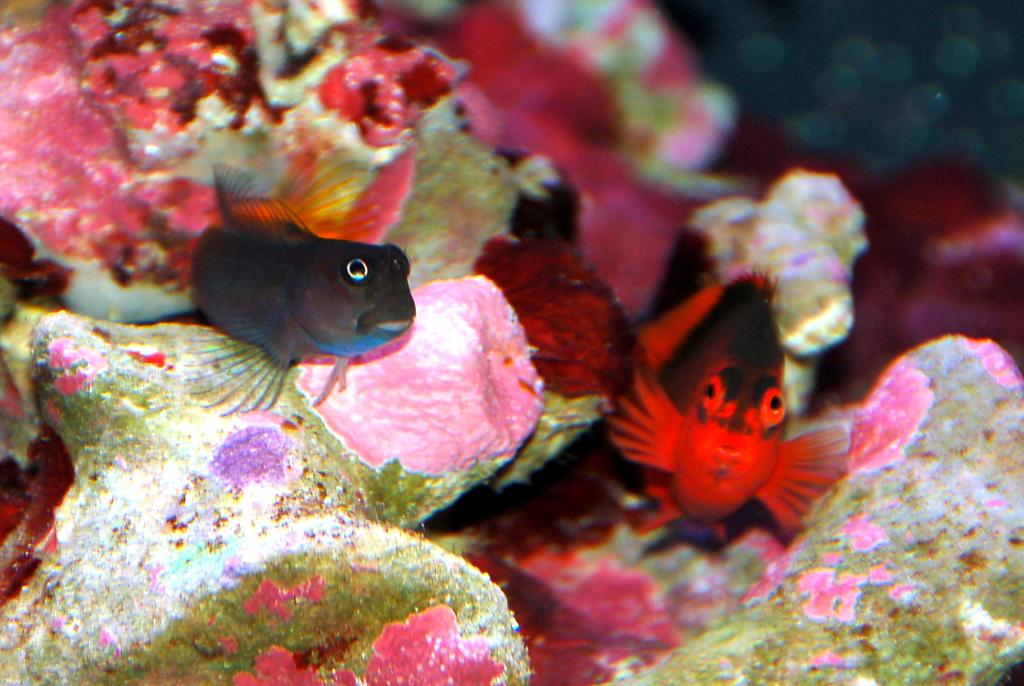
[319,31,457,147]
[357,605,504,686]
[0,425,75,604]
[0,217,71,296]
[475,237,632,398]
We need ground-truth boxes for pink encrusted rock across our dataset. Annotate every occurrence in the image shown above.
[297,276,543,476]
[962,337,1024,389]
[615,335,1024,683]
[840,514,890,552]
[243,576,326,623]
[847,356,933,474]
[340,605,505,686]
[46,337,108,395]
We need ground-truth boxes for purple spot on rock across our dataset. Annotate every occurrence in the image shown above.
[211,427,294,490]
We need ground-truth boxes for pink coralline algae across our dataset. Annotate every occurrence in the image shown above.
[809,649,858,669]
[847,356,933,474]
[319,32,458,147]
[841,514,890,552]
[743,544,800,604]
[210,427,297,491]
[242,576,326,623]
[46,337,108,395]
[234,645,345,686]
[962,338,1024,389]
[797,567,868,623]
[296,277,543,475]
[338,605,505,686]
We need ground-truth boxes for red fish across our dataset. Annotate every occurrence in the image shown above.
[609,275,847,535]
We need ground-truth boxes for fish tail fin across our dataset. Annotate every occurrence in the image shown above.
[608,362,682,472]
[182,331,289,415]
[755,426,850,532]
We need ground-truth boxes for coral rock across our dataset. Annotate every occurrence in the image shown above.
[297,276,543,478]
[2,309,530,682]
[609,336,1024,685]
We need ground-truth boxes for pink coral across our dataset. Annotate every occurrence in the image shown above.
[296,277,542,475]
[848,357,933,474]
[47,337,108,394]
[841,514,890,552]
[243,576,326,622]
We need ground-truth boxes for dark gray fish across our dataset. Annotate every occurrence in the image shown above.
[188,165,416,414]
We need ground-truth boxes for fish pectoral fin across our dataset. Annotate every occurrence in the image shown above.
[213,164,314,244]
[633,470,685,533]
[608,362,683,472]
[755,425,850,532]
[183,330,290,415]
[311,357,350,406]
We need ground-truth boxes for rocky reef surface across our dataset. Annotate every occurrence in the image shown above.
[1,1,1023,685]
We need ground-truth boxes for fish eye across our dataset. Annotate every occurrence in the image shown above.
[702,375,725,413]
[760,388,785,427]
[344,258,369,284]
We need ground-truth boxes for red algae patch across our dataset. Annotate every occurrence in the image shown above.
[297,276,542,475]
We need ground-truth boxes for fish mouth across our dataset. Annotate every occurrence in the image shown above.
[371,318,413,334]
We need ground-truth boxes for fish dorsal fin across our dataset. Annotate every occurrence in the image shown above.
[608,362,684,472]
[213,165,314,244]
[639,284,724,371]
[640,273,777,371]
[278,147,416,243]
[755,426,849,532]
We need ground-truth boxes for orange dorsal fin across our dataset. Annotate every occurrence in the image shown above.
[214,165,313,243]
[639,284,724,371]
[755,426,849,532]
[608,362,684,472]
[279,148,416,243]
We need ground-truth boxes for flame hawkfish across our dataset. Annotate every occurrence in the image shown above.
[609,275,847,534]
[189,153,416,414]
